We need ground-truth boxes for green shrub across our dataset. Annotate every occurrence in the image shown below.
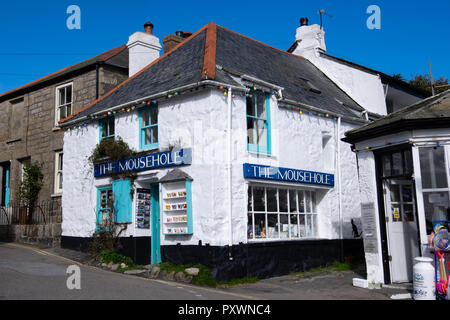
[98,250,133,266]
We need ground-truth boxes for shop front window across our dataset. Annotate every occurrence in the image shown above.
[419,147,450,234]
[247,185,318,241]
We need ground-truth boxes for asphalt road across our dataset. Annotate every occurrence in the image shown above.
[0,242,411,301]
[0,243,253,300]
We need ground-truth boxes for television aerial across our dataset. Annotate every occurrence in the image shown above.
[318,9,333,30]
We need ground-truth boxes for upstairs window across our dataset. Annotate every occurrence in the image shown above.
[55,83,73,125]
[99,117,115,142]
[139,105,158,150]
[246,90,271,155]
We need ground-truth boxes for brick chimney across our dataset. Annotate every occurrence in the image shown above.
[127,22,162,77]
[163,31,192,53]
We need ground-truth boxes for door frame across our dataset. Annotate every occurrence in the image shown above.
[150,183,161,264]
[383,178,421,282]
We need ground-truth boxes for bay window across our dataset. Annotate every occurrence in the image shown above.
[419,147,450,234]
[247,185,318,241]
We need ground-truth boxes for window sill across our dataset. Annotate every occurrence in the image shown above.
[52,127,62,132]
[139,146,159,153]
[51,193,62,198]
[247,150,275,158]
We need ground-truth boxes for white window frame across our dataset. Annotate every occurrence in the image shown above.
[247,184,319,242]
[54,151,63,195]
[19,158,31,182]
[413,144,450,247]
[55,82,73,126]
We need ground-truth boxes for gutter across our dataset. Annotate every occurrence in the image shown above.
[60,80,247,127]
[279,98,369,125]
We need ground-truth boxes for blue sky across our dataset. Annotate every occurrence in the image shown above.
[0,0,448,94]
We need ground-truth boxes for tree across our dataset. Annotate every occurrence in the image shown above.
[409,74,449,95]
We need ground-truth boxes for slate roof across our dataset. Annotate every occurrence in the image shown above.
[0,45,128,102]
[61,22,366,125]
[343,90,450,143]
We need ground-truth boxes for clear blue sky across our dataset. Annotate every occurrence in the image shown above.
[0,0,448,94]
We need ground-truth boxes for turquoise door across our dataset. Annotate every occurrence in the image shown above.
[151,183,161,264]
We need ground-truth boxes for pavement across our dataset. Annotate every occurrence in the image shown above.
[0,242,413,300]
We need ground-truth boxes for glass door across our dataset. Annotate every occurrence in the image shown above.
[383,179,420,283]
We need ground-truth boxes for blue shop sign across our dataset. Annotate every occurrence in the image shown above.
[243,163,334,187]
[95,149,192,178]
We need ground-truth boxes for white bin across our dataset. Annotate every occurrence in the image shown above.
[413,257,435,300]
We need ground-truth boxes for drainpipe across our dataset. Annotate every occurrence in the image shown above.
[227,87,233,261]
[337,116,344,262]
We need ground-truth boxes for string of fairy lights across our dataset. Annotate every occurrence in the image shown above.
[63,84,345,132]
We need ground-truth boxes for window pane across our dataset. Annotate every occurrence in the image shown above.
[306,215,313,237]
[256,120,267,147]
[404,204,414,222]
[305,191,312,213]
[246,97,255,117]
[420,148,448,189]
[143,110,150,127]
[59,88,65,106]
[382,153,391,177]
[392,152,403,176]
[311,215,318,237]
[144,128,152,145]
[66,85,72,104]
[150,107,158,125]
[311,192,316,213]
[254,214,266,239]
[280,214,289,239]
[267,214,278,239]
[253,187,265,212]
[266,188,277,212]
[66,105,71,117]
[247,212,253,239]
[299,215,306,237]
[247,118,255,145]
[279,189,288,212]
[109,119,115,136]
[290,214,299,238]
[256,92,266,118]
[152,127,158,144]
[404,149,413,175]
[401,185,413,203]
[389,184,400,203]
[289,190,297,213]
[423,192,450,234]
[298,191,305,213]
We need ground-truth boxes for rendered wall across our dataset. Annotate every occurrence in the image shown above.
[62,88,364,248]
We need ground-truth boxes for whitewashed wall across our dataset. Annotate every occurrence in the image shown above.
[62,88,364,247]
[293,49,387,116]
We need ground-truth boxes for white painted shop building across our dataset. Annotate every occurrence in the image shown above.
[344,90,450,286]
[58,21,420,281]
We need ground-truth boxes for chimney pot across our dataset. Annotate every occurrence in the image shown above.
[175,30,184,37]
[183,31,192,38]
[300,17,309,26]
[144,22,154,35]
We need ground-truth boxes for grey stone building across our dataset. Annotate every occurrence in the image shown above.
[0,45,129,206]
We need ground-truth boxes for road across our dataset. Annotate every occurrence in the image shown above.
[0,242,411,300]
[0,243,253,300]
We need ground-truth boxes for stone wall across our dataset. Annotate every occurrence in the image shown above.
[0,65,128,203]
